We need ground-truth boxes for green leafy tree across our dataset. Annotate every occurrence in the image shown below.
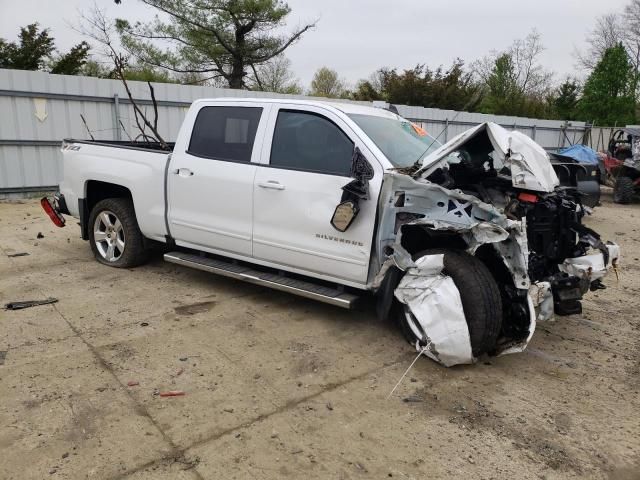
[309,67,345,98]
[116,0,315,89]
[352,79,383,101]
[474,30,554,117]
[354,60,482,110]
[579,43,636,125]
[480,53,522,114]
[0,23,90,74]
[0,24,54,70]
[122,64,175,83]
[50,42,91,75]
[378,66,427,106]
[80,60,113,78]
[553,78,581,120]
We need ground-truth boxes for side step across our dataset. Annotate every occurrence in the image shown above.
[164,252,360,309]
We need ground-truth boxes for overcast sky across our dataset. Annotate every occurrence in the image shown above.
[0,0,631,87]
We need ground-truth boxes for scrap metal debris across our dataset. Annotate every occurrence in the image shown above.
[7,252,29,258]
[160,390,185,397]
[0,351,6,366]
[4,298,58,310]
[394,255,474,367]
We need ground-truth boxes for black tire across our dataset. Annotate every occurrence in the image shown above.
[396,249,503,357]
[88,198,148,268]
[613,175,635,204]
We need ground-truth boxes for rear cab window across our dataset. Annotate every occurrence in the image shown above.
[270,110,354,176]
[188,106,263,162]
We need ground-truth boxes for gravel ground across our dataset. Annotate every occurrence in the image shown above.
[0,191,638,480]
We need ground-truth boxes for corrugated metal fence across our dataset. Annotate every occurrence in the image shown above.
[0,68,606,196]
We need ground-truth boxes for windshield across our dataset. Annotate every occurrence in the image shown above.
[348,113,442,168]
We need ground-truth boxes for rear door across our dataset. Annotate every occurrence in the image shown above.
[167,103,269,256]
[252,105,382,284]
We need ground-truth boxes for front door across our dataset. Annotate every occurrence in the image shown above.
[167,103,268,256]
[252,106,381,284]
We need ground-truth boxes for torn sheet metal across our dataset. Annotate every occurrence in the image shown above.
[559,243,621,283]
[4,298,59,310]
[529,281,554,322]
[393,254,474,367]
[372,172,530,291]
[417,122,560,193]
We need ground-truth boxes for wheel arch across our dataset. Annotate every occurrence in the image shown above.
[399,224,468,257]
[375,224,470,322]
[81,180,135,240]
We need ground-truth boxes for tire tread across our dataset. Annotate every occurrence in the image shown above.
[88,198,148,268]
[397,249,503,357]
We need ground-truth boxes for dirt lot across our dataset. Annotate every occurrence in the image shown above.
[0,191,638,480]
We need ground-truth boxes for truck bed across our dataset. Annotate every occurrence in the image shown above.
[60,138,173,243]
[64,139,176,152]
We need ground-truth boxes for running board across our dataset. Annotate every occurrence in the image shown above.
[164,252,360,309]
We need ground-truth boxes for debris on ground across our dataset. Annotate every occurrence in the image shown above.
[7,252,29,258]
[175,367,184,377]
[0,351,6,366]
[36,232,44,239]
[159,390,185,397]
[127,381,139,387]
[402,396,424,403]
[4,298,59,310]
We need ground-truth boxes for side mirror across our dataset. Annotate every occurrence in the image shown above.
[330,147,371,232]
[331,201,360,232]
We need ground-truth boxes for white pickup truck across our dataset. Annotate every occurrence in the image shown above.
[42,98,620,366]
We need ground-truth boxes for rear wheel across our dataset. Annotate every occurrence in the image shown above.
[88,198,148,268]
[396,249,502,357]
[613,175,635,204]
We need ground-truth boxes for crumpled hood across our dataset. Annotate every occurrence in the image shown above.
[417,122,560,193]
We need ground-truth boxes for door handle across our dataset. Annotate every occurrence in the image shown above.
[258,181,285,190]
[173,168,194,177]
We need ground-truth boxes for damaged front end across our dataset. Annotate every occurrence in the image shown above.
[370,122,620,367]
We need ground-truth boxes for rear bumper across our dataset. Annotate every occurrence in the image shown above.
[55,193,70,215]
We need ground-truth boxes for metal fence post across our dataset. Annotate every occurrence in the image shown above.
[532,125,537,141]
[444,118,449,142]
[113,94,121,141]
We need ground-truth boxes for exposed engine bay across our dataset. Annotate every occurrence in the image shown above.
[424,125,615,314]
[371,122,620,366]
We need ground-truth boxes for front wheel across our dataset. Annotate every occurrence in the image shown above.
[396,249,503,357]
[88,198,148,268]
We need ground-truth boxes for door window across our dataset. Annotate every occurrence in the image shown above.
[188,106,263,162]
[270,110,354,176]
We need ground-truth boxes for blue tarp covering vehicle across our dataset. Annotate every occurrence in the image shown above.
[556,145,600,165]
[550,145,601,208]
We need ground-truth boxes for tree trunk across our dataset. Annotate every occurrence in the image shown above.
[229,58,244,89]
[228,29,246,89]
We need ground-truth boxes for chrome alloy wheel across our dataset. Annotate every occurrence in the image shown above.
[93,211,125,262]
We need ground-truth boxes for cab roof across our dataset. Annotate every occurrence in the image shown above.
[193,97,399,119]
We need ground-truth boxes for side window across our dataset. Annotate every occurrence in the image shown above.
[188,106,263,162]
[270,110,354,176]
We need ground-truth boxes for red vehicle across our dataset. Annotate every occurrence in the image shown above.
[605,128,640,204]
